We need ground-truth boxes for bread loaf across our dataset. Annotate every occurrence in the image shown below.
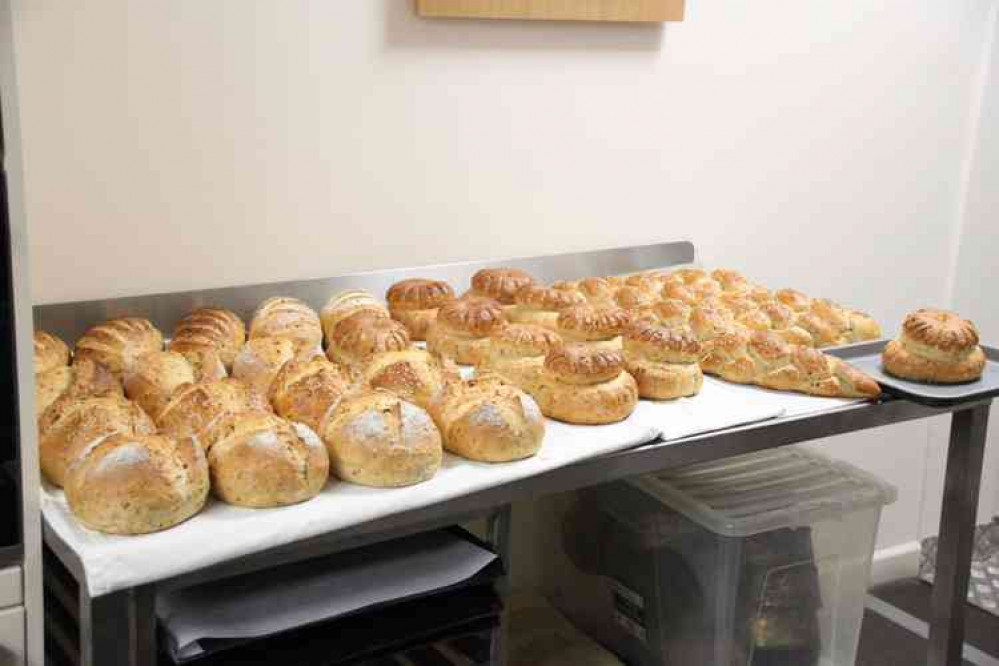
[124,351,209,420]
[232,337,300,397]
[74,317,164,380]
[362,349,459,412]
[320,290,390,343]
[155,378,270,447]
[427,296,507,365]
[432,374,544,462]
[39,396,155,487]
[249,297,323,352]
[327,315,410,367]
[169,307,246,370]
[35,358,122,419]
[555,305,631,352]
[64,433,208,534]
[269,355,357,432]
[711,269,751,294]
[882,309,986,383]
[34,331,70,375]
[775,288,812,313]
[322,389,442,487]
[507,285,586,329]
[386,278,454,341]
[468,268,535,305]
[623,320,703,400]
[645,299,691,329]
[528,344,639,425]
[203,411,329,507]
[575,277,617,308]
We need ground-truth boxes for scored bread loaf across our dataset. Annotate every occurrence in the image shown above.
[123,351,202,419]
[202,411,329,507]
[882,309,986,383]
[39,396,155,487]
[386,279,455,342]
[556,305,632,352]
[527,344,639,425]
[700,330,881,398]
[35,358,122,420]
[623,320,703,400]
[249,297,323,352]
[431,374,544,462]
[322,389,442,487]
[468,268,535,305]
[64,433,208,535]
[169,307,246,370]
[507,285,586,330]
[362,349,459,412]
[269,355,357,433]
[427,296,507,365]
[232,337,301,397]
[327,315,411,367]
[320,290,390,343]
[74,317,164,380]
[35,331,70,375]
[155,378,270,447]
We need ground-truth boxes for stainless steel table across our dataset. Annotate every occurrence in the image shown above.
[35,241,991,666]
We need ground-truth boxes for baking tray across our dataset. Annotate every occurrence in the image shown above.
[826,340,999,407]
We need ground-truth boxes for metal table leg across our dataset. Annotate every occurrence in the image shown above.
[927,403,991,666]
[80,584,157,666]
[488,505,512,666]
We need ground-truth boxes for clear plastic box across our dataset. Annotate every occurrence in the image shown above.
[536,447,896,666]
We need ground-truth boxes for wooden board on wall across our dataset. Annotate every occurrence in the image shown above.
[415,0,685,22]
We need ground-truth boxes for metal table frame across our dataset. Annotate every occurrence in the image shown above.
[34,241,992,666]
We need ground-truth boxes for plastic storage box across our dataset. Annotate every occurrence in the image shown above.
[538,447,896,666]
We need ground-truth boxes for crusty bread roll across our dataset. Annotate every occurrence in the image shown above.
[701,330,881,398]
[362,349,459,412]
[322,389,442,487]
[528,344,639,425]
[431,374,544,462]
[35,358,122,420]
[169,307,246,370]
[269,355,357,432]
[556,305,631,352]
[155,378,270,447]
[327,315,410,367]
[39,396,155,487]
[507,285,586,329]
[623,320,703,400]
[203,411,329,507]
[232,337,300,397]
[386,279,455,342]
[64,433,208,535]
[427,296,507,365]
[74,317,164,380]
[124,351,203,420]
[34,331,70,375]
[249,297,323,352]
[468,268,535,305]
[320,290,390,343]
[882,309,986,383]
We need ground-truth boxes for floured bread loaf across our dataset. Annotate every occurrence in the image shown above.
[232,337,301,397]
[362,349,459,412]
[169,307,246,370]
[35,358,122,420]
[249,297,323,352]
[269,355,357,433]
[155,378,270,447]
[74,317,164,380]
[883,309,986,383]
[34,331,70,375]
[124,351,203,419]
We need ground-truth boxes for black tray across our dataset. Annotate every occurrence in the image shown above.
[826,340,999,407]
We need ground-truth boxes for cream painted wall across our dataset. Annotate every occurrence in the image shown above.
[12,1,997,555]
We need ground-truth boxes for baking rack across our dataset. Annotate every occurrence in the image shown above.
[34,241,989,666]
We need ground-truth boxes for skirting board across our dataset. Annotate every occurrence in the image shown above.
[870,541,922,587]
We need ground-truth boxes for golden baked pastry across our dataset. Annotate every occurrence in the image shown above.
[123,351,198,419]
[35,358,122,420]
[232,337,300,397]
[362,349,459,412]
[203,411,329,508]
[508,285,586,329]
[528,344,639,425]
[555,305,631,352]
[327,315,411,367]
[169,307,246,370]
[155,378,270,447]
[322,389,442,487]
[711,269,750,294]
[431,374,544,462]
[64,433,208,535]
[623,321,703,400]
[249,297,323,352]
[882,309,986,383]
[645,299,692,329]
[775,288,812,313]
[486,324,563,364]
[427,296,507,365]
[34,331,70,375]
[320,290,390,343]
[269,355,357,433]
[661,281,700,306]
[689,305,743,342]
[468,268,535,305]
[386,278,454,342]
[74,317,164,380]
[848,310,882,342]
[613,286,658,319]
[39,396,155,487]
[576,277,617,307]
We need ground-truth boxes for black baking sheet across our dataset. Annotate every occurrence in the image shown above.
[826,340,999,406]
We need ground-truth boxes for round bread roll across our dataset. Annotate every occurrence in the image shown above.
[35,358,122,420]
[169,307,246,370]
[64,433,208,535]
[362,349,459,412]
[232,337,300,397]
[555,305,631,352]
[173,347,227,382]
[427,296,507,365]
[74,317,164,380]
[386,279,455,342]
[322,389,442,487]
[532,344,639,425]
[34,331,70,375]
[320,290,390,343]
[468,268,535,305]
[327,315,411,367]
[249,297,323,352]
[204,411,329,508]
[269,355,357,432]
[507,286,586,329]
[882,309,986,383]
[39,396,155,487]
[124,351,205,420]
[155,378,270,447]
[623,321,703,400]
[432,374,544,462]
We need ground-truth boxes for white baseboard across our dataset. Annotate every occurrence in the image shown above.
[869,540,922,587]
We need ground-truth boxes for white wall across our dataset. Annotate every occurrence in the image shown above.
[12,1,998,558]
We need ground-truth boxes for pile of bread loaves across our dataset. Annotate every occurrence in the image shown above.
[32,265,884,536]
